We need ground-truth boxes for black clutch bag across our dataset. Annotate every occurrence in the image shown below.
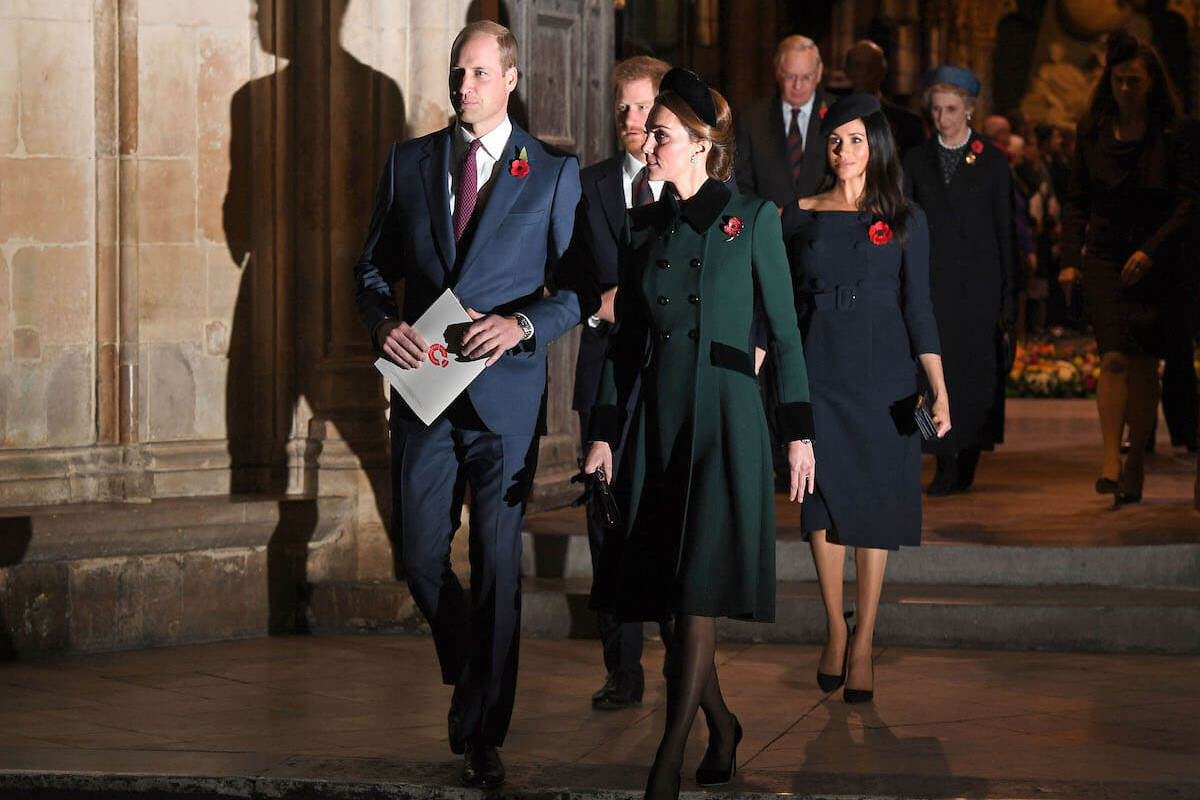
[914,392,938,440]
[570,464,622,529]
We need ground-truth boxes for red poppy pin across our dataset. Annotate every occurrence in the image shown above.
[510,146,530,178]
[966,138,983,165]
[819,105,828,119]
[721,215,744,241]
[868,220,892,245]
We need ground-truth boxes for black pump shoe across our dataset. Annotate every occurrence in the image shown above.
[844,630,874,704]
[695,715,742,787]
[1095,477,1119,495]
[817,612,852,692]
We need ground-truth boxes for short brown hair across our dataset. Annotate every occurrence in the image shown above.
[612,55,670,98]
[451,21,519,72]
[655,87,735,183]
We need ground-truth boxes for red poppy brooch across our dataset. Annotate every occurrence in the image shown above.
[965,139,984,165]
[721,215,744,241]
[510,146,530,178]
[819,104,828,119]
[868,220,893,245]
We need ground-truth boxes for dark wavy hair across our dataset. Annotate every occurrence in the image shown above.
[1078,30,1180,137]
[816,109,910,241]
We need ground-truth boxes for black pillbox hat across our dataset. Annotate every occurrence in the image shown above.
[819,92,883,138]
[658,67,717,127]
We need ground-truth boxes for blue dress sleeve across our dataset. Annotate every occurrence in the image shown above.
[900,206,941,357]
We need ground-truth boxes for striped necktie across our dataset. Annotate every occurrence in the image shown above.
[632,166,654,206]
[787,107,804,185]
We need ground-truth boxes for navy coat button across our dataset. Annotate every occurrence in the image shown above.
[657,259,671,269]
[688,294,700,304]
[690,258,702,269]
[657,296,670,305]
[659,329,672,341]
[687,328,699,341]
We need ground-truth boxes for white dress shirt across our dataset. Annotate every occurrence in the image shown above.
[781,95,816,151]
[448,116,514,217]
[620,150,664,209]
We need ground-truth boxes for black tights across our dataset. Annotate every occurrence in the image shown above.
[645,614,735,798]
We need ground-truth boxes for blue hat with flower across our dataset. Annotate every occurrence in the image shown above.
[927,64,981,97]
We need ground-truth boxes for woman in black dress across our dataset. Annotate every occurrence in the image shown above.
[782,94,950,703]
[1059,31,1197,503]
[903,65,1014,495]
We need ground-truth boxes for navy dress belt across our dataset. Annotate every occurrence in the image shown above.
[800,286,899,312]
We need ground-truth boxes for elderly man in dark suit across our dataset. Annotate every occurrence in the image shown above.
[354,21,580,788]
[734,35,829,207]
[845,39,926,158]
[565,55,670,711]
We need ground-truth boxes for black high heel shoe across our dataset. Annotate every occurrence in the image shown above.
[695,714,742,787]
[1115,464,1144,506]
[843,628,874,704]
[817,612,852,692]
[1095,476,1119,495]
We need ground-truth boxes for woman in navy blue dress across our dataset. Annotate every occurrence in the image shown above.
[782,94,950,703]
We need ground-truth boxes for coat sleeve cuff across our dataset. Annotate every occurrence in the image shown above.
[776,402,815,442]
[587,404,623,445]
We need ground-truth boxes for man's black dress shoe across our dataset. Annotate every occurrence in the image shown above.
[593,671,644,710]
[463,743,505,788]
[925,469,960,496]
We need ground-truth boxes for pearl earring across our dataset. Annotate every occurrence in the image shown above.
[967,112,973,120]
[690,153,699,164]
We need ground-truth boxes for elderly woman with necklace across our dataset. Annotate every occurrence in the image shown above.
[584,68,815,800]
[903,66,1015,496]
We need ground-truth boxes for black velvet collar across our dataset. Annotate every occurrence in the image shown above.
[628,178,732,235]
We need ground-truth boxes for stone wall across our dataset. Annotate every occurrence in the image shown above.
[0,1,475,572]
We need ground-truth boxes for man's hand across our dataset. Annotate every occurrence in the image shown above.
[462,308,525,366]
[1120,250,1152,286]
[597,287,618,323]
[377,320,428,369]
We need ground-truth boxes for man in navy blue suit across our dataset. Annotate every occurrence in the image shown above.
[566,55,669,711]
[353,21,580,788]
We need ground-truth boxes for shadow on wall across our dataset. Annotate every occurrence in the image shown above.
[0,518,32,659]
[223,0,407,594]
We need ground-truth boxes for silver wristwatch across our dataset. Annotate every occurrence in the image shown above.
[514,312,535,341]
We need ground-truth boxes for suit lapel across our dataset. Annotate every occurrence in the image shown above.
[768,95,789,166]
[597,156,625,240]
[419,130,455,272]
[457,126,531,282]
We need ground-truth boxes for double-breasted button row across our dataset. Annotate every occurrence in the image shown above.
[656,259,671,269]
[690,258,703,269]
[657,296,670,305]
[688,294,700,304]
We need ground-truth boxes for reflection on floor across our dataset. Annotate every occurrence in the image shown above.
[0,636,1195,799]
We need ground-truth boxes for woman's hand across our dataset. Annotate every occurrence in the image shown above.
[787,439,816,503]
[931,392,952,438]
[1057,266,1081,286]
[583,441,613,478]
[1120,250,1152,286]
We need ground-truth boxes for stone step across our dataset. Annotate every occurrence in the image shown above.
[520,509,1200,588]
[307,577,1200,654]
[0,496,358,655]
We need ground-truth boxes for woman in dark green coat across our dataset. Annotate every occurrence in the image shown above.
[583,69,815,800]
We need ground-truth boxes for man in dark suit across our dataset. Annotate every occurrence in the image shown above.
[353,21,580,788]
[566,55,669,711]
[844,39,926,158]
[734,35,829,207]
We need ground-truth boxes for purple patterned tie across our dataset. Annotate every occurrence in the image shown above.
[453,137,483,242]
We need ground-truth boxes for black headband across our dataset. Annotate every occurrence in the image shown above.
[658,67,717,127]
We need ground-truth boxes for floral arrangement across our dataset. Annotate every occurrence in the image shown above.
[1007,338,1101,398]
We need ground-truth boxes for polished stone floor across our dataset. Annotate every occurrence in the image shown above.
[1,635,1197,799]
